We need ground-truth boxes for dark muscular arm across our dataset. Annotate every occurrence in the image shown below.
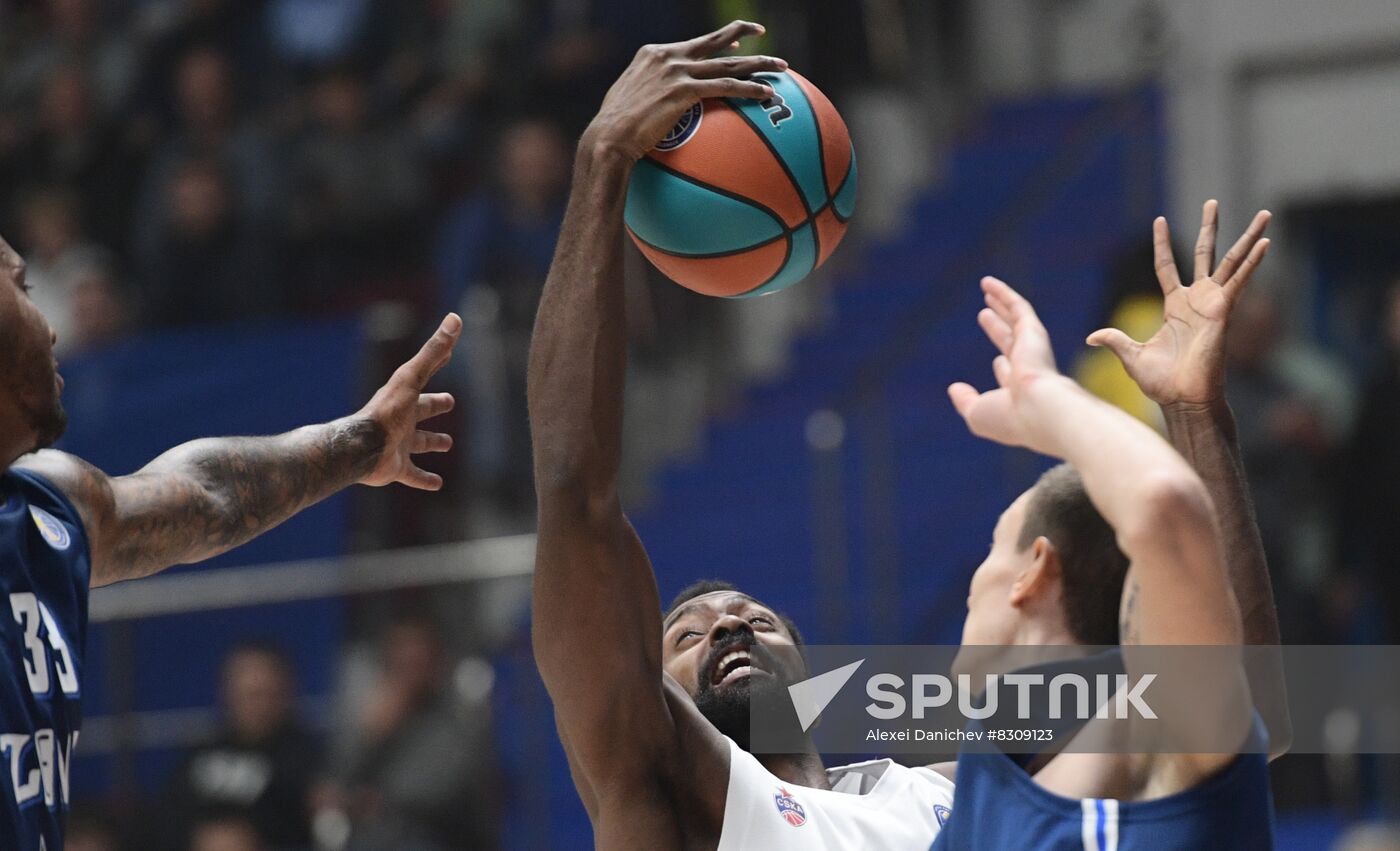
[18,315,461,586]
[1087,201,1290,754]
[526,21,782,837]
[1161,401,1277,646]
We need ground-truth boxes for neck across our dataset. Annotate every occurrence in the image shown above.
[0,408,33,471]
[1015,618,1077,647]
[758,749,830,790]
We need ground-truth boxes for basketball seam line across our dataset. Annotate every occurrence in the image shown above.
[630,196,848,259]
[831,152,855,224]
[634,155,789,247]
[628,223,786,260]
[785,75,826,265]
[724,87,817,221]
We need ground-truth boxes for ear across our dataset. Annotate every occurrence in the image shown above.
[1009,536,1062,607]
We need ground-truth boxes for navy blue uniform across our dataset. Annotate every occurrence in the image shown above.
[0,469,90,851]
[932,700,1275,850]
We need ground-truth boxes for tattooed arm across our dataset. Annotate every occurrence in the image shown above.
[16,315,461,586]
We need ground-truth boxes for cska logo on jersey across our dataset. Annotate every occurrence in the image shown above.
[773,786,806,827]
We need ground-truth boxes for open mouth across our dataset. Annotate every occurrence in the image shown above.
[709,644,764,687]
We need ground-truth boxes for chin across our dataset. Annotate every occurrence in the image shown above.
[30,402,68,451]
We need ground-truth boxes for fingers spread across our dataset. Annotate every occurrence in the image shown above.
[982,276,1038,328]
[1215,209,1271,283]
[1224,237,1270,302]
[1153,216,1182,294]
[1194,199,1219,280]
[684,20,764,58]
[401,464,444,491]
[686,54,787,79]
[978,308,1013,356]
[410,430,453,454]
[402,314,462,386]
[417,392,455,421]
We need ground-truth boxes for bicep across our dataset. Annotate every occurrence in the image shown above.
[98,469,225,583]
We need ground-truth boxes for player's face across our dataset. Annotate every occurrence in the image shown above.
[960,489,1037,646]
[662,591,805,745]
[0,236,67,453]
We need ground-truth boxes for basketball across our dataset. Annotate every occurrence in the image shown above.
[624,69,858,298]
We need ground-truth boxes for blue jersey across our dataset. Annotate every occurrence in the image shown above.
[0,469,90,851]
[931,715,1276,851]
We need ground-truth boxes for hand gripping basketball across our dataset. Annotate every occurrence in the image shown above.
[582,21,786,163]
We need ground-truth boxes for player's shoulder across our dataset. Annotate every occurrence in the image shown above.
[11,450,114,531]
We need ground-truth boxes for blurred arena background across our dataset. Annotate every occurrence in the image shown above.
[2,0,1398,848]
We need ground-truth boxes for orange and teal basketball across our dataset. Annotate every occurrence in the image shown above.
[624,69,857,298]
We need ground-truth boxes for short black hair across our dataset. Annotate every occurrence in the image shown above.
[665,579,805,651]
[1017,464,1129,646]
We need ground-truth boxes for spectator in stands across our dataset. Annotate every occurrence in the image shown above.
[15,188,113,352]
[133,46,285,261]
[288,65,428,313]
[189,815,265,851]
[132,0,278,116]
[318,614,498,850]
[166,642,318,851]
[1226,291,1355,641]
[0,64,139,248]
[435,115,569,514]
[66,809,124,851]
[137,155,286,328]
[1346,276,1400,644]
[66,258,130,351]
[0,0,137,117]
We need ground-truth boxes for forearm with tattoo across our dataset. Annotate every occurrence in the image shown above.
[99,417,385,583]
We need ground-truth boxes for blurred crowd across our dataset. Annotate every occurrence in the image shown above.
[70,612,500,851]
[0,0,758,524]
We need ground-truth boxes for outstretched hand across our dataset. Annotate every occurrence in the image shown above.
[358,314,461,491]
[948,277,1069,453]
[1086,201,1271,407]
[583,20,787,162]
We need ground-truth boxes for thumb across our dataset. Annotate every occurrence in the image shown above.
[947,382,979,419]
[1085,328,1141,364]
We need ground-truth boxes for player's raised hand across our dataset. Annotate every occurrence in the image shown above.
[948,277,1070,453]
[582,21,786,162]
[357,314,461,491]
[1086,201,1271,407]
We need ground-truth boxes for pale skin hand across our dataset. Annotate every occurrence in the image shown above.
[1085,200,1271,407]
[947,276,1068,454]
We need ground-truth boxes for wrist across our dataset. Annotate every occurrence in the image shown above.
[1161,397,1231,421]
[577,126,639,170]
[331,415,388,480]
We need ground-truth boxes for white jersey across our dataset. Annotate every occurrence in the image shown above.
[718,738,955,850]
